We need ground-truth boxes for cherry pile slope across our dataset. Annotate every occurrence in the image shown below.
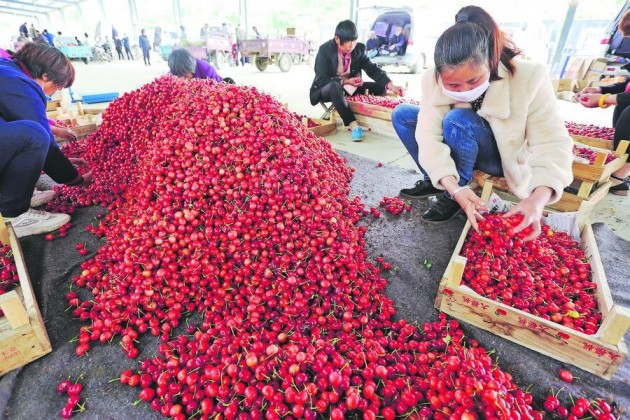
[461,213,601,334]
[565,122,614,141]
[52,77,547,419]
[0,245,19,316]
[572,145,616,165]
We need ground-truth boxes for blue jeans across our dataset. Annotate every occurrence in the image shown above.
[0,121,51,216]
[392,104,503,187]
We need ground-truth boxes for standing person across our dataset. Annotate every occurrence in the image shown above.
[28,24,36,40]
[122,34,133,60]
[112,25,119,40]
[83,32,90,47]
[235,24,245,65]
[139,29,151,65]
[575,9,630,195]
[154,27,162,52]
[114,37,124,60]
[200,23,210,39]
[19,22,28,38]
[309,20,404,142]
[252,26,262,39]
[34,31,48,44]
[391,6,572,236]
[167,48,234,83]
[42,29,54,46]
[180,26,188,41]
[0,43,93,238]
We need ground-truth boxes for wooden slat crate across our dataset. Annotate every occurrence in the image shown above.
[570,134,614,151]
[572,140,629,183]
[303,116,337,137]
[348,102,393,121]
[0,214,52,375]
[435,182,630,379]
[472,171,611,213]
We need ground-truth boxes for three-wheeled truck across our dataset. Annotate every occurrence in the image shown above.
[240,32,310,72]
[160,28,234,69]
[56,36,93,64]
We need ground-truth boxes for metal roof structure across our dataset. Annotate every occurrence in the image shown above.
[0,0,85,18]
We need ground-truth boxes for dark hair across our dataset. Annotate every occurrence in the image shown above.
[435,6,520,81]
[334,20,358,43]
[12,42,75,88]
[168,48,196,76]
[619,9,630,37]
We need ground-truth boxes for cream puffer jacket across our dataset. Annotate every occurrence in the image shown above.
[416,60,573,203]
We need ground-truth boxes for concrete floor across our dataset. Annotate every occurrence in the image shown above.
[64,56,629,240]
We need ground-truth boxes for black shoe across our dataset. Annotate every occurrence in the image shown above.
[422,194,462,223]
[610,175,629,196]
[399,179,441,199]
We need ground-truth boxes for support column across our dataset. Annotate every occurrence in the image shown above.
[350,0,359,23]
[128,0,140,42]
[173,0,182,31]
[76,3,88,38]
[550,0,579,77]
[59,8,69,37]
[97,0,108,42]
[239,0,248,38]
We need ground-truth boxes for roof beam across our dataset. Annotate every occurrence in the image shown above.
[0,4,48,14]
[0,1,58,13]
[0,9,39,17]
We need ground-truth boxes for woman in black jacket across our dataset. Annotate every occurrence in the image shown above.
[309,20,403,142]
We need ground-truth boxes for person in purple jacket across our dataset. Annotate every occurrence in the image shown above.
[0,43,92,237]
[167,48,234,84]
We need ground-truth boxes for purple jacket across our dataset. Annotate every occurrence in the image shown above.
[194,58,222,83]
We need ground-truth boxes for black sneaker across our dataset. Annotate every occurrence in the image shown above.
[610,175,629,196]
[399,180,441,199]
[422,194,462,223]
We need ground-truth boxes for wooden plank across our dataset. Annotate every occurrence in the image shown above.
[577,181,595,199]
[571,134,614,150]
[582,224,614,320]
[0,291,29,329]
[348,102,392,121]
[598,306,630,346]
[0,214,8,246]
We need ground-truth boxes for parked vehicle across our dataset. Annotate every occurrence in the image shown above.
[599,1,630,78]
[56,36,92,64]
[363,6,426,74]
[240,37,309,72]
[160,27,234,69]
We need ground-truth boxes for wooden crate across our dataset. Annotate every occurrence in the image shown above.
[570,134,614,150]
[303,116,337,137]
[70,123,97,139]
[572,140,629,183]
[46,99,62,112]
[0,215,52,375]
[435,182,630,379]
[348,102,392,121]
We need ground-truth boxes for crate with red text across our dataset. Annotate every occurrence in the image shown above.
[435,182,630,379]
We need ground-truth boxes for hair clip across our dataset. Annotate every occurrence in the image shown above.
[456,14,469,23]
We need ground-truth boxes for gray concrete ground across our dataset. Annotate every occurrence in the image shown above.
[64,56,629,240]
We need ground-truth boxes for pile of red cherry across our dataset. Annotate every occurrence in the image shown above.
[57,377,85,419]
[572,145,616,165]
[347,94,420,109]
[461,213,601,334]
[565,122,614,141]
[379,196,411,215]
[0,245,19,316]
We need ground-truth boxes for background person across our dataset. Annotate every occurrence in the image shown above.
[167,48,234,83]
[139,29,151,65]
[114,37,124,60]
[380,25,405,56]
[122,34,133,60]
[575,9,630,195]
[391,6,572,238]
[309,20,404,142]
[366,31,380,58]
[0,43,93,238]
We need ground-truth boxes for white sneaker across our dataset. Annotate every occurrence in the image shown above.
[4,209,70,238]
[30,190,56,207]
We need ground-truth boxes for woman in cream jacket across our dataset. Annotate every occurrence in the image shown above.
[392,6,572,240]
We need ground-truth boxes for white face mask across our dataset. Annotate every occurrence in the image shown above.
[441,76,490,103]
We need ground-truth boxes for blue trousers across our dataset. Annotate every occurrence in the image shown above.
[391,104,503,187]
[0,121,51,217]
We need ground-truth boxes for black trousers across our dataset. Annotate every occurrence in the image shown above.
[613,103,630,162]
[116,48,124,60]
[319,81,386,126]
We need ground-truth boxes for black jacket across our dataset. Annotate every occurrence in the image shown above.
[309,39,391,106]
[601,80,630,108]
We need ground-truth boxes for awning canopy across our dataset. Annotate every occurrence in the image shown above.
[0,0,84,17]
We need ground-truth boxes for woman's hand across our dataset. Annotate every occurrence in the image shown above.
[68,158,93,186]
[386,82,405,96]
[576,93,601,108]
[451,188,488,232]
[347,77,363,87]
[503,186,553,241]
[51,125,78,142]
[577,86,602,96]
